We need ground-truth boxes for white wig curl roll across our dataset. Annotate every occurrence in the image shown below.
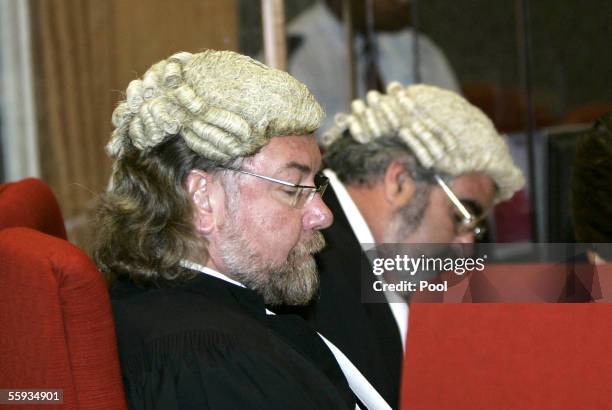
[107,50,324,163]
[321,82,524,203]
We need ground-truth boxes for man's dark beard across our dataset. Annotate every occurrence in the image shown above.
[379,183,431,299]
[384,182,431,243]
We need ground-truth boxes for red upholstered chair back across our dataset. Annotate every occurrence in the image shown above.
[0,227,126,410]
[0,178,67,239]
[402,302,612,409]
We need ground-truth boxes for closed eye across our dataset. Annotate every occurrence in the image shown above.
[282,187,299,195]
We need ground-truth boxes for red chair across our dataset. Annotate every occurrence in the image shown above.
[0,178,67,239]
[0,227,126,410]
[402,301,612,409]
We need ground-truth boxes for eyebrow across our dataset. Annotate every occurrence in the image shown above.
[282,161,312,175]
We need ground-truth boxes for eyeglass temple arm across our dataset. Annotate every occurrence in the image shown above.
[434,174,474,222]
[231,169,293,187]
[226,167,325,192]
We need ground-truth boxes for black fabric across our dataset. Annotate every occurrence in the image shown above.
[110,272,354,410]
[276,187,403,409]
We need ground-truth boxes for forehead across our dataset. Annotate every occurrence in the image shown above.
[247,135,321,172]
[450,172,496,208]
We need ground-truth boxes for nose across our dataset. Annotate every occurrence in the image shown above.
[302,194,333,231]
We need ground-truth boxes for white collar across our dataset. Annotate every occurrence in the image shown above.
[323,169,376,248]
[179,260,246,289]
[322,169,409,350]
[180,260,280,317]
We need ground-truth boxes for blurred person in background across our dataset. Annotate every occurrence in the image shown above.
[279,82,524,407]
[287,0,460,132]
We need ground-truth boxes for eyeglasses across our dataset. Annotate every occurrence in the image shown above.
[221,167,329,208]
[434,174,487,240]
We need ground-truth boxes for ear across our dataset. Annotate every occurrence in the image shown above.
[383,160,415,208]
[185,169,214,235]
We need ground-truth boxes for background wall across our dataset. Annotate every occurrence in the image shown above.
[28,0,237,250]
[419,0,611,126]
[239,0,612,128]
[1,0,609,248]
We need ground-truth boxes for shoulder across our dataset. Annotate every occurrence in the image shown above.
[111,278,265,344]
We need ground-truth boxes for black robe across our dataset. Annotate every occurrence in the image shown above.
[110,272,355,410]
[276,187,404,408]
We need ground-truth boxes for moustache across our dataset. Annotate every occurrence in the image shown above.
[291,232,326,259]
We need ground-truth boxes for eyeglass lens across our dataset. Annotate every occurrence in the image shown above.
[453,199,487,239]
[290,174,329,208]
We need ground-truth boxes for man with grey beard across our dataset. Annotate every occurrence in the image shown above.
[278,82,525,408]
[94,50,390,409]
[218,174,327,306]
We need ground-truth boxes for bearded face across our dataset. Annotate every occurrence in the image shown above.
[196,135,333,306]
[219,210,325,306]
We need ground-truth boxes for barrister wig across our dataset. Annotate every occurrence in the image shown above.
[322,82,524,203]
[94,50,323,285]
[107,50,323,163]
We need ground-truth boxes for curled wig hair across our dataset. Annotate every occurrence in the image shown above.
[94,50,323,285]
[322,82,524,203]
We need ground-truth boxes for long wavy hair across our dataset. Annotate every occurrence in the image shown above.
[93,135,227,286]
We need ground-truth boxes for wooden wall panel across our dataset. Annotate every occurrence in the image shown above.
[28,0,237,252]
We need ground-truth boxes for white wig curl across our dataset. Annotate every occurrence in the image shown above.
[107,50,324,163]
[322,82,524,203]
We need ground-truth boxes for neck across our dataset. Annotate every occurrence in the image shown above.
[200,243,234,280]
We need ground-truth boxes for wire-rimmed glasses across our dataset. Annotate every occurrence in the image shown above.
[221,167,329,208]
[434,174,487,240]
